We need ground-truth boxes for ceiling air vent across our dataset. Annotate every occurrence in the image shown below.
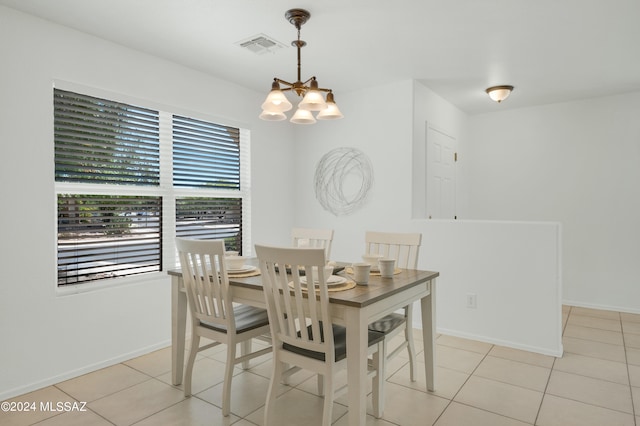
[237,34,286,55]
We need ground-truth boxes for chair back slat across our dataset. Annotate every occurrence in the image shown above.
[176,238,233,331]
[256,245,334,360]
[365,231,422,269]
[292,228,334,260]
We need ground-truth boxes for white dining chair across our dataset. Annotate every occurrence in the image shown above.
[176,238,271,416]
[255,244,384,426]
[365,231,422,384]
[291,227,334,260]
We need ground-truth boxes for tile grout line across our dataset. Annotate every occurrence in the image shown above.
[46,383,117,426]
[429,343,496,425]
[560,306,631,386]
[533,305,567,426]
[562,318,629,368]
[124,376,193,426]
[561,305,571,336]
[551,308,637,421]
[621,318,638,426]
[441,342,544,426]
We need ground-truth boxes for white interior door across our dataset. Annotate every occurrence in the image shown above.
[426,123,456,219]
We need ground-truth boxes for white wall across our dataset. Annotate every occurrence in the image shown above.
[0,7,295,400]
[424,220,562,356]
[466,93,640,313]
[291,79,416,255]
[290,80,562,355]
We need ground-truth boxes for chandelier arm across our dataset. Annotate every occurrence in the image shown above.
[274,78,295,88]
[301,76,316,85]
[300,77,333,93]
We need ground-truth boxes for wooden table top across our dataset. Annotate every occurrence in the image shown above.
[168,259,438,308]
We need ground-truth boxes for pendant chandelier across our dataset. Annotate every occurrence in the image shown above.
[259,9,343,124]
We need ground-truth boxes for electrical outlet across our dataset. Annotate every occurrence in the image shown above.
[466,293,477,309]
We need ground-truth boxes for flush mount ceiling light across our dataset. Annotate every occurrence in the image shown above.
[485,85,514,103]
[259,8,343,124]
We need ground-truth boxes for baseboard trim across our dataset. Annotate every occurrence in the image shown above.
[435,327,563,358]
[0,340,171,401]
[562,300,640,315]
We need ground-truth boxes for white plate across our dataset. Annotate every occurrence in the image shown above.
[300,275,347,287]
[227,265,256,274]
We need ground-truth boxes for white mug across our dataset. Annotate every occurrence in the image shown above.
[379,258,395,278]
[352,263,371,285]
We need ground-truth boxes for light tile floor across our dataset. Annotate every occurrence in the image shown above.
[3,305,640,426]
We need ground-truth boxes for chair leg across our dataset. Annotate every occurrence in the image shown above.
[372,342,385,418]
[264,357,284,426]
[240,340,251,369]
[317,374,325,396]
[321,373,334,426]
[222,340,237,416]
[282,363,291,385]
[405,304,417,382]
[183,333,200,397]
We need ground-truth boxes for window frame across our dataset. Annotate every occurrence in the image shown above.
[53,81,252,295]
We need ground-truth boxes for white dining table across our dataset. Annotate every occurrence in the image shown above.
[168,261,438,426]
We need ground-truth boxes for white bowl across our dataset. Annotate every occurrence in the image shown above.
[225,255,246,270]
[311,265,334,278]
[361,254,383,267]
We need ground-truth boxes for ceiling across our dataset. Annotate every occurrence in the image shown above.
[2,0,640,114]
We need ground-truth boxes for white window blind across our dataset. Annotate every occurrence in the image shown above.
[172,115,240,189]
[175,197,242,252]
[54,89,160,185]
[57,194,162,285]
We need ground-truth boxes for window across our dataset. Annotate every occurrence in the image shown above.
[54,87,249,287]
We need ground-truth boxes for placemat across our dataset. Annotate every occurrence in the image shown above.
[288,279,357,292]
[344,267,402,276]
[228,269,261,278]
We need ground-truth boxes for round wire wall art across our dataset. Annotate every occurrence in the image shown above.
[314,147,374,216]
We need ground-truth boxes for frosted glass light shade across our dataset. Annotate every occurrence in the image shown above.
[259,110,287,121]
[316,102,343,120]
[298,90,327,111]
[290,108,316,124]
[317,92,343,120]
[261,89,293,112]
[486,85,514,103]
